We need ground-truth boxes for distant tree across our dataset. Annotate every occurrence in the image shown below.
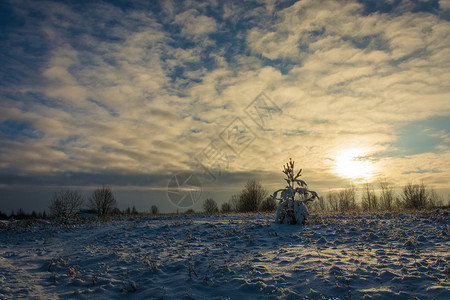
[326,191,339,212]
[229,194,240,212]
[221,202,232,213]
[151,205,158,215]
[0,210,7,220]
[259,196,277,212]
[428,188,444,208]
[124,207,131,215]
[238,179,267,212]
[49,190,84,220]
[361,183,378,211]
[203,198,218,214]
[402,182,429,209]
[89,186,117,216]
[186,208,195,214]
[337,185,357,211]
[16,208,26,219]
[131,205,137,215]
[111,207,122,215]
[42,211,47,219]
[379,180,394,210]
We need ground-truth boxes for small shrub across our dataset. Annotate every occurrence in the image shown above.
[272,159,319,225]
[259,197,277,212]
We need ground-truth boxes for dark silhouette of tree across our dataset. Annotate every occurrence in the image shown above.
[239,179,267,213]
[89,186,117,216]
[49,190,84,220]
[203,198,218,214]
[151,205,158,215]
[221,202,232,213]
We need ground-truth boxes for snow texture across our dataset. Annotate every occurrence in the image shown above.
[0,211,449,299]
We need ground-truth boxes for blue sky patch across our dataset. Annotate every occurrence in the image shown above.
[389,116,449,156]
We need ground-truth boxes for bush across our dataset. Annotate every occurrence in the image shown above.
[203,198,218,214]
[238,179,267,213]
[151,205,158,215]
[49,190,84,221]
[89,186,117,216]
[229,194,240,212]
[221,202,232,213]
[259,197,277,212]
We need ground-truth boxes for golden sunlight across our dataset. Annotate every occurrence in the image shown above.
[334,148,374,180]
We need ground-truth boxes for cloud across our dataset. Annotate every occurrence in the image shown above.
[0,0,449,213]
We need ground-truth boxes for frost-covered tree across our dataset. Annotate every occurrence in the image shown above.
[272,159,319,225]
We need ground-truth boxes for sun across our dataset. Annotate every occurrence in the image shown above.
[334,148,374,180]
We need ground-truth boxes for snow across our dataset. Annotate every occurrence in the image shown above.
[0,211,449,299]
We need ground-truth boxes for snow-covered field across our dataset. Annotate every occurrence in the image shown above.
[1,211,449,299]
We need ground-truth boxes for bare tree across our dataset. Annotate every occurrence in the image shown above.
[49,190,84,220]
[337,185,357,211]
[151,205,158,215]
[327,191,339,212]
[203,198,218,214]
[229,194,240,212]
[89,186,117,216]
[238,179,267,213]
[379,179,394,210]
[402,182,429,209]
[362,182,378,211]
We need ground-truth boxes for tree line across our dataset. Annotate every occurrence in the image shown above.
[0,185,160,221]
[201,180,448,214]
[202,179,277,214]
[308,181,448,213]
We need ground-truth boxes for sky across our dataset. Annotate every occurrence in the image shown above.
[0,0,449,213]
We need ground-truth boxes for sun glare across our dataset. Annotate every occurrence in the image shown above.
[334,148,374,180]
